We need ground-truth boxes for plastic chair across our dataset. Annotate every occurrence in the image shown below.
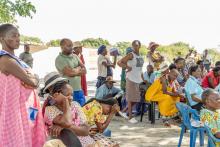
[176,102,205,147]
[204,125,220,147]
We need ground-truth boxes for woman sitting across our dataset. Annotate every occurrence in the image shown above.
[202,66,220,89]
[82,98,120,146]
[200,89,220,147]
[82,98,119,135]
[42,72,95,147]
[145,66,184,126]
[185,65,204,112]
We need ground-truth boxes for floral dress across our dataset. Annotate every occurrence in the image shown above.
[200,109,220,147]
[44,101,95,147]
[82,100,106,126]
[82,100,119,147]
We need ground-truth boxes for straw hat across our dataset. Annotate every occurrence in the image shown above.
[42,72,68,93]
[104,76,116,83]
[148,42,159,50]
[73,41,82,48]
[158,63,169,73]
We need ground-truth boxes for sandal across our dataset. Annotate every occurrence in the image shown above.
[163,120,171,127]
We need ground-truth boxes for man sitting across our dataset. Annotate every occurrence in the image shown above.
[95,76,123,108]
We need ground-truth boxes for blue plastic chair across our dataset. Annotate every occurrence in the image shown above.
[176,102,205,147]
[204,125,220,147]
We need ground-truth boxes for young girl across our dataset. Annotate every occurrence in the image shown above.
[42,72,95,147]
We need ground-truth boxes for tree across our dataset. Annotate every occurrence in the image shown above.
[114,41,131,55]
[0,0,36,23]
[81,38,111,48]
[205,49,220,64]
[20,35,42,44]
[47,39,61,47]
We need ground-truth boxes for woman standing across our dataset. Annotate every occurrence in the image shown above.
[117,40,144,123]
[96,45,115,88]
[0,24,45,147]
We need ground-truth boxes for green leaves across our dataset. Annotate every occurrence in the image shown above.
[20,35,42,44]
[81,38,110,48]
[0,0,36,23]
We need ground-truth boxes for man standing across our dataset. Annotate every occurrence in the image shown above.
[202,49,212,72]
[73,41,88,96]
[19,44,33,68]
[55,38,86,106]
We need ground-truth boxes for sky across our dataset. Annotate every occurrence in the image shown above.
[16,0,220,52]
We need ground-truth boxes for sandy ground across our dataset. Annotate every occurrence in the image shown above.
[108,116,208,147]
[15,47,208,147]
[87,81,208,147]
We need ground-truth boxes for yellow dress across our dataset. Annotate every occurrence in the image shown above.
[145,78,180,117]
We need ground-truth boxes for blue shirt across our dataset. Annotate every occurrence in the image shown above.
[185,76,203,106]
[143,71,156,84]
[95,84,122,99]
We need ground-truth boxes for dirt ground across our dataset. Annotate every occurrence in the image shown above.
[108,115,207,147]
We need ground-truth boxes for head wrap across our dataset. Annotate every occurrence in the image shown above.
[97,45,106,55]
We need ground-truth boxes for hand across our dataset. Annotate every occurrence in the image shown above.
[74,66,82,76]
[111,104,120,114]
[53,93,68,105]
[49,125,63,137]
[178,93,185,99]
[80,124,90,130]
[21,82,35,89]
[63,66,73,75]
[89,128,98,136]
[80,68,86,75]
[126,66,132,72]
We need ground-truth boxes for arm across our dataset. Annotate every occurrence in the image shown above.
[0,56,38,87]
[95,113,114,133]
[95,87,105,99]
[78,59,87,75]
[52,98,72,128]
[208,77,215,88]
[52,98,89,136]
[19,53,24,60]
[95,104,119,133]
[215,133,220,139]
[113,56,117,66]
[117,53,133,70]
[55,57,82,77]
[102,59,115,68]
[191,94,203,103]
[161,77,179,97]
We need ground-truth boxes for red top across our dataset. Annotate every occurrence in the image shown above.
[202,71,220,88]
[80,54,88,96]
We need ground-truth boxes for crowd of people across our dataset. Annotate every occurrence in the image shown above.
[1,23,220,147]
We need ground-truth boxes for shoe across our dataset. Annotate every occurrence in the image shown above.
[118,111,129,119]
[128,118,138,124]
